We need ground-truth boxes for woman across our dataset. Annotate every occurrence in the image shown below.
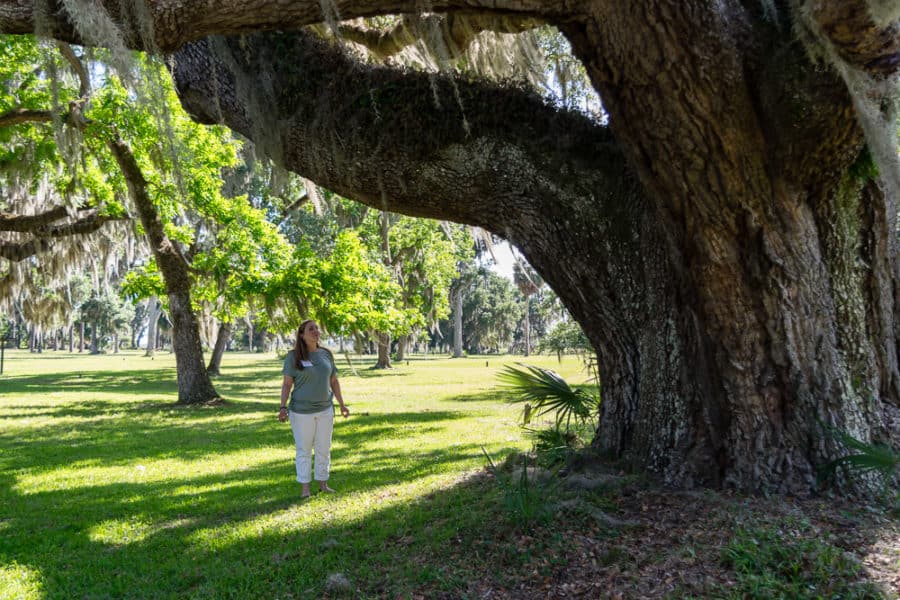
[278,319,350,498]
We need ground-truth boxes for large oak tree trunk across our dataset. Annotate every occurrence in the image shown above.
[556,3,900,492]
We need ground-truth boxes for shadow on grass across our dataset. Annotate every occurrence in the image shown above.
[0,369,179,396]
[441,389,509,404]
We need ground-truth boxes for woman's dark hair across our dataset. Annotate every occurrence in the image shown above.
[293,320,334,370]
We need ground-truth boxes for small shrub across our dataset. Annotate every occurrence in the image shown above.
[482,448,554,527]
[525,422,594,468]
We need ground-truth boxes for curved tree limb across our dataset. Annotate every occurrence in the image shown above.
[0,0,561,52]
[56,41,90,96]
[0,211,127,261]
[0,107,52,126]
[0,205,70,231]
[2,1,897,81]
[173,30,620,232]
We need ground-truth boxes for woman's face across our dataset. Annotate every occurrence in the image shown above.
[301,321,320,347]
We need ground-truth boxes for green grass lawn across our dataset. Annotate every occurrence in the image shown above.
[0,349,588,599]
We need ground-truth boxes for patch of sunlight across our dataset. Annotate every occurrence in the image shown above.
[0,562,43,600]
[88,517,153,545]
[12,449,286,495]
[88,516,198,546]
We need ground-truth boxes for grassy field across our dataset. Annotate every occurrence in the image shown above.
[0,349,588,599]
[2,349,896,599]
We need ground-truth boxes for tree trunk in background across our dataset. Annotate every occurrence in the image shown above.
[89,323,98,354]
[145,296,160,357]
[375,332,392,369]
[207,321,231,376]
[107,138,219,404]
[78,322,84,353]
[396,334,408,362]
[523,295,531,357]
[452,288,463,358]
[68,325,73,352]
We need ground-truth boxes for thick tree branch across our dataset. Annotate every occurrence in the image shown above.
[0,237,47,261]
[0,107,52,126]
[0,205,70,231]
[0,0,561,52]
[44,211,125,237]
[56,41,90,96]
[0,211,126,261]
[172,30,620,232]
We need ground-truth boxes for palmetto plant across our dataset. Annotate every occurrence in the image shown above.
[497,363,600,432]
[818,425,899,487]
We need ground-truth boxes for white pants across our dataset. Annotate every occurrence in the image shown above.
[288,406,334,483]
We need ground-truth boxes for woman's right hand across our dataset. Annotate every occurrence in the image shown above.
[278,407,288,422]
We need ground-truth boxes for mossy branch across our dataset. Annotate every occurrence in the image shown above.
[339,13,541,61]
[0,211,128,262]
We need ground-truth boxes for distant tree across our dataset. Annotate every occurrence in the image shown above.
[455,268,520,354]
[79,291,130,353]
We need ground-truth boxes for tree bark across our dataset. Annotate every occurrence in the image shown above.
[207,321,231,376]
[107,137,219,404]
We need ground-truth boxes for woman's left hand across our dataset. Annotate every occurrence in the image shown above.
[340,405,350,418]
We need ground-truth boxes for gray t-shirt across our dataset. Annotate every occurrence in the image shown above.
[282,349,338,414]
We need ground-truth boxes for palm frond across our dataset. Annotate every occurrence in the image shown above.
[497,363,599,431]
[818,423,899,484]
